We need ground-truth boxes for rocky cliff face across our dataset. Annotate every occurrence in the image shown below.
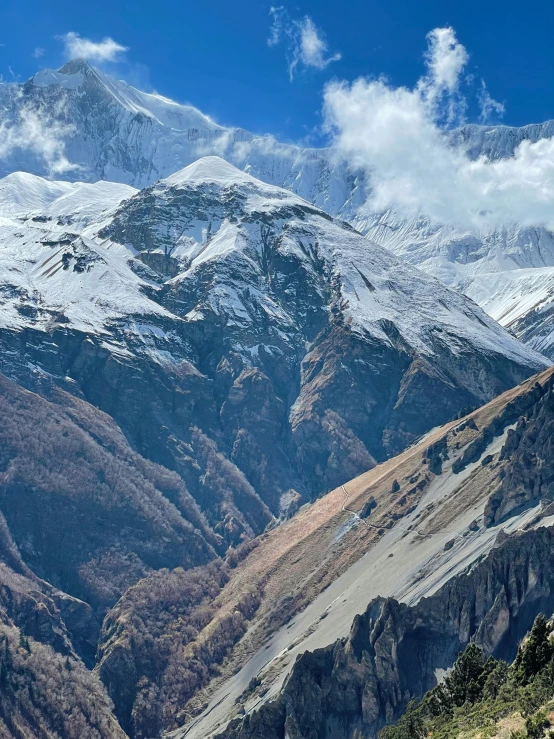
[485,373,554,525]
[220,527,554,739]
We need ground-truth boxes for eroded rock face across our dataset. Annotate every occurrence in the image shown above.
[485,375,554,526]
[220,527,554,739]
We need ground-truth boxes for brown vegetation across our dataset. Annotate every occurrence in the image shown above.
[0,620,126,738]
[0,374,218,610]
[97,561,261,737]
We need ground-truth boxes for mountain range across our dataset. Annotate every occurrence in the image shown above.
[3,59,554,360]
[0,58,554,739]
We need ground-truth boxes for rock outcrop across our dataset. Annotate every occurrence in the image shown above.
[220,527,554,739]
[485,373,554,525]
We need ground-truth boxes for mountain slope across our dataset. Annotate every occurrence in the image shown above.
[164,365,554,739]
[0,362,550,739]
[0,372,218,613]
[0,303,548,739]
[218,527,554,739]
[0,157,545,525]
[361,211,554,360]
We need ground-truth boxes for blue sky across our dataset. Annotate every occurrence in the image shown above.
[1,0,553,143]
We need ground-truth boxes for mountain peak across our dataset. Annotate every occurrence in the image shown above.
[25,61,224,135]
[157,156,310,214]
[28,58,100,91]
[161,156,260,189]
[57,58,97,75]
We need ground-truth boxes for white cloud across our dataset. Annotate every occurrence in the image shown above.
[423,27,468,94]
[295,17,342,74]
[419,26,468,125]
[478,80,505,123]
[268,6,284,47]
[60,32,128,63]
[0,100,77,175]
[268,9,341,80]
[33,47,45,59]
[323,27,554,231]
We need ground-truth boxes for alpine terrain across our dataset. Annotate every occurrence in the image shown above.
[0,53,552,739]
[3,62,554,357]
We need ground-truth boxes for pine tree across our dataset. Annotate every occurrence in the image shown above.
[514,614,554,684]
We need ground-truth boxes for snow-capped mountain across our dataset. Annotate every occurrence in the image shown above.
[2,60,554,359]
[2,58,554,739]
[0,59,361,218]
[0,157,546,526]
[360,211,554,359]
[2,60,552,206]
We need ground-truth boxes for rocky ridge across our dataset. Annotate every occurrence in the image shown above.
[168,365,554,739]
[219,526,554,739]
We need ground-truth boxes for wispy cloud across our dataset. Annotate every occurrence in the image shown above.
[478,80,505,123]
[60,32,128,63]
[268,8,341,80]
[323,26,554,231]
[33,47,45,59]
[0,97,77,176]
[268,6,284,48]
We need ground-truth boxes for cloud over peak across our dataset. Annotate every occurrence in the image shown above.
[322,26,554,233]
[0,100,77,176]
[60,32,128,63]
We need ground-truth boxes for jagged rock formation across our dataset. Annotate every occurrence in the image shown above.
[219,527,554,739]
[485,373,554,525]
